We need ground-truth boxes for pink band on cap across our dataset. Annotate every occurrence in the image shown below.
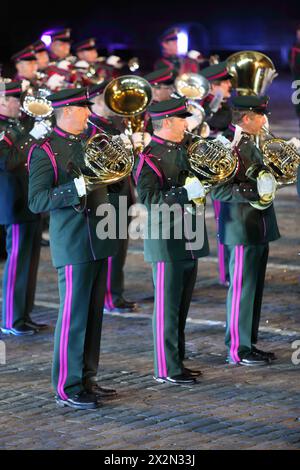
[52,95,88,107]
[150,104,186,117]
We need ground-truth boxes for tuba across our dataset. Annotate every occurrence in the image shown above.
[185,133,238,202]
[260,127,300,186]
[83,121,134,188]
[226,51,277,96]
[104,74,152,134]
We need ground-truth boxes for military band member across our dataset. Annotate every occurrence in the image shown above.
[134,97,209,384]
[0,80,45,335]
[28,87,118,409]
[12,47,38,85]
[144,68,176,104]
[87,83,137,313]
[45,29,75,91]
[211,95,280,366]
[154,28,200,77]
[32,40,50,72]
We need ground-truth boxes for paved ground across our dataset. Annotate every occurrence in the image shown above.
[0,74,299,451]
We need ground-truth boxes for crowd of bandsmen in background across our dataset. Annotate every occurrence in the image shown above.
[0,25,299,409]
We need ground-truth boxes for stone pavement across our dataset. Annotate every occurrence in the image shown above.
[0,74,300,451]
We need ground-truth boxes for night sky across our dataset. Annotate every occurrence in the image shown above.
[1,0,300,73]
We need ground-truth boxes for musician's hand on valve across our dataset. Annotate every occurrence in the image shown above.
[116,133,133,150]
[131,131,151,151]
[257,171,276,202]
[184,176,206,203]
[29,121,49,139]
[287,137,300,150]
[214,134,232,148]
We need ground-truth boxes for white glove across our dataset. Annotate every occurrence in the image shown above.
[75,60,89,70]
[74,176,87,197]
[214,134,232,148]
[21,79,31,92]
[209,89,224,113]
[257,171,276,198]
[106,55,123,69]
[29,121,49,139]
[46,73,66,90]
[131,131,151,150]
[183,177,206,201]
[287,137,300,150]
[186,115,203,131]
[187,50,202,61]
[116,133,133,150]
[56,59,71,71]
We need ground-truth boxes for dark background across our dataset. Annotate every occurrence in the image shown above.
[1,0,300,75]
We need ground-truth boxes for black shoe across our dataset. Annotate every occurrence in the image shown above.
[227,351,269,366]
[55,390,99,410]
[183,367,202,377]
[153,373,196,385]
[252,346,277,361]
[24,318,49,331]
[84,381,117,398]
[1,325,36,336]
[104,298,138,313]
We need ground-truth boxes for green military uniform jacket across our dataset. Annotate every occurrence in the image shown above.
[28,126,117,268]
[211,134,280,245]
[0,115,39,224]
[133,136,209,262]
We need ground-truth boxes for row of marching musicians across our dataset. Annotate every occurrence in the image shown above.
[1,47,300,410]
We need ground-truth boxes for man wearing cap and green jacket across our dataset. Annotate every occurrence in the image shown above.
[28,87,118,410]
[211,95,280,367]
[134,97,209,385]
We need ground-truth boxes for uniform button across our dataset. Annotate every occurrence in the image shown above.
[168,149,171,152]
[21,146,24,149]
[61,191,63,194]
[29,138,32,142]
[68,189,71,192]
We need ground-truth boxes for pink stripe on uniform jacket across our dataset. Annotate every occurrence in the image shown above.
[229,246,243,363]
[5,224,20,329]
[57,265,73,400]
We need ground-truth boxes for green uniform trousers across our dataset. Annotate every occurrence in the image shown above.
[52,259,108,400]
[1,220,42,329]
[105,237,129,308]
[225,244,269,362]
[152,259,198,378]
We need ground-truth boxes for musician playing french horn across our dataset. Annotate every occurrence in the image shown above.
[86,82,139,313]
[210,95,280,367]
[133,97,210,385]
[28,87,134,410]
